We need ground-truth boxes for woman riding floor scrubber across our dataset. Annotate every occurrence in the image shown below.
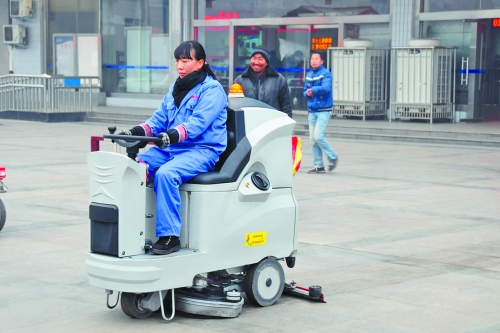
[86,95,301,320]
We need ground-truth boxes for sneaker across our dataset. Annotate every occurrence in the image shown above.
[328,158,338,172]
[151,236,181,255]
[308,167,325,174]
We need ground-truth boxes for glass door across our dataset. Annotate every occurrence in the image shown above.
[478,20,500,120]
[234,26,264,80]
[454,20,499,120]
[422,20,470,111]
[277,25,311,110]
[125,27,151,93]
[232,24,338,110]
[301,26,339,109]
[276,25,338,110]
[233,25,311,109]
[423,19,500,120]
[196,26,230,94]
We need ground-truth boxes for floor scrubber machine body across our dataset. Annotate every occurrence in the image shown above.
[86,97,299,319]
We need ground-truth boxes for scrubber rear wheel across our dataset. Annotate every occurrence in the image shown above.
[244,258,285,307]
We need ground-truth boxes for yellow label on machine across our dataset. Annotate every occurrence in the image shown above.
[245,232,267,247]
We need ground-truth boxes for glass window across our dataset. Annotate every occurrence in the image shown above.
[422,19,500,109]
[196,0,390,19]
[195,26,230,93]
[232,25,311,78]
[101,0,170,95]
[345,23,390,47]
[276,26,310,77]
[422,21,470,104]
[234,26,263,77]
[47,0,99,74]
[420,0,500,12]
[231,25,340,110]
[483,23,500,106]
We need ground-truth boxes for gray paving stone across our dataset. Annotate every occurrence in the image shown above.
[0,118,500,332]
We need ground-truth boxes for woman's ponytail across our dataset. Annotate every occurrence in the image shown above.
[203,62,217,80]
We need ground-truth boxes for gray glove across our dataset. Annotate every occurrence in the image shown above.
[118,126,145,136]
[155,132,170,148]
[118,129,132,135]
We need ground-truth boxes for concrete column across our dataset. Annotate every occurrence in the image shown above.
[390,0,417,47]
[338,22,344,47]
[168,0,182,86]
[389,0,418,115]
[8,0,45,75]
[0,0,9,75]
[182,0,193,41]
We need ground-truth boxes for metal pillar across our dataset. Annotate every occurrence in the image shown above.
[168,0,183,87]
[468,22,482,119]
[182,0,193,41]
[8,46,13,74]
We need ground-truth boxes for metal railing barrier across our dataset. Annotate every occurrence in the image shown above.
[0,74,101,114]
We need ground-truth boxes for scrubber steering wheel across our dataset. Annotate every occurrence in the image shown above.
[104,126,162,160]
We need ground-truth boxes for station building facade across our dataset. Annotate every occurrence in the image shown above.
[2,0,500,120]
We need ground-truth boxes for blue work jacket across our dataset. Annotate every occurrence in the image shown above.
[145,75,228,158]
[303,65,333,112]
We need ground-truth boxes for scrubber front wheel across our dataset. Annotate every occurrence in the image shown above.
[120,292,153,319]
[0,199,5,232]
[244,258,285,307]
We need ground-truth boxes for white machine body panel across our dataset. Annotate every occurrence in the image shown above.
[88,152,156,257]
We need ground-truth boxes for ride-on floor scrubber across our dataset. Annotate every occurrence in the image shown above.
[86,96,300,320]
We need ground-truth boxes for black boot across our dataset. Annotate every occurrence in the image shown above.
[151,236,181,255]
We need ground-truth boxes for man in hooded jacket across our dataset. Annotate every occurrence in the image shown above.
[234,46,293,118]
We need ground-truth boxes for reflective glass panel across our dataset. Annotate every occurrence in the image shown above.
[47,0,99,74]
[195,26,231,94]
[232,25,340,110]
[101,0,169,95]
[234,26,263,78]
[197,0,389,19]
[421,0,500,12]
[422,21,470,104]
[345,23,390,47]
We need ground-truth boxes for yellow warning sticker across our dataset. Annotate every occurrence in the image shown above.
[245,232,267,247]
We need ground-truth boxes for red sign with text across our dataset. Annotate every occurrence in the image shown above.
[311,37,333,50]
[205,11,239,20]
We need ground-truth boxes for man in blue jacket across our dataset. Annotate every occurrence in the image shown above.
[304,51,338,174]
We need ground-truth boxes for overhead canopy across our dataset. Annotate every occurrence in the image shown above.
[284,5,378,17]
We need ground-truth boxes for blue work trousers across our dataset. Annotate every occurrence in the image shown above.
[308,111,337,168]
[138,146,216,237]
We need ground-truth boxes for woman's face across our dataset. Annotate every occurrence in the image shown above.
[176,50,204,78]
